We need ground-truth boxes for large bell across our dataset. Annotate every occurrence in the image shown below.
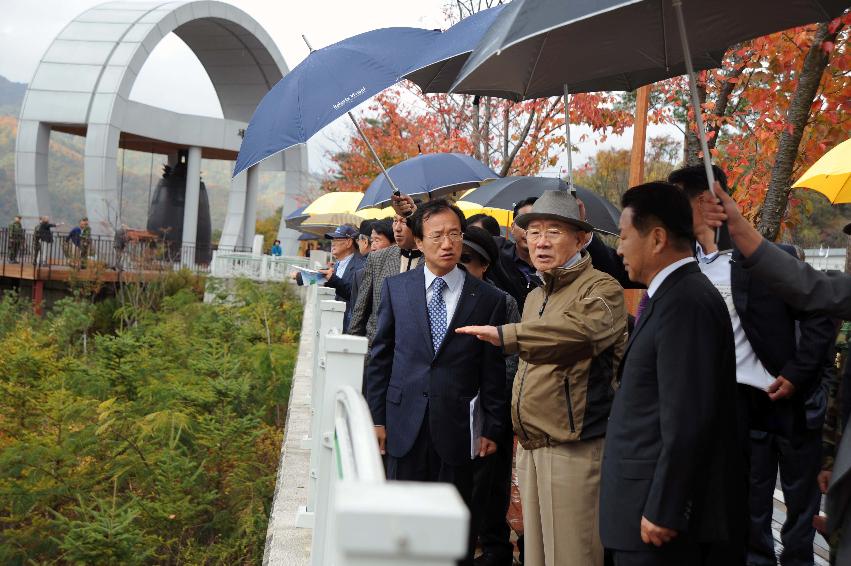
[146,150,212,264]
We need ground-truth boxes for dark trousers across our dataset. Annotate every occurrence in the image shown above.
[611,540,703,566]
[472,419,514,564]
[386,411,477,566]
[747,428,822,566]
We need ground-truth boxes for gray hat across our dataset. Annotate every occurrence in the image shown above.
[514,190,594,232]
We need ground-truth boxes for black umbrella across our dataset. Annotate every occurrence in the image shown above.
[450,0,848,193]
[464,176,621,235]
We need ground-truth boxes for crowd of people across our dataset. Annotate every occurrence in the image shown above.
[301,164,851,566]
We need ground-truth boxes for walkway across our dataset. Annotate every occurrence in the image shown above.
[263,290,314,566]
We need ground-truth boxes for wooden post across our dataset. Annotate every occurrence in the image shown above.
[628,85,651,187]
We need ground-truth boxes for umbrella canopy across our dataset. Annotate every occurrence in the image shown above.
[234,27,439,176]
[234,7,505,177]
[405,5,505,93]
[302,192,364,216]
[358,207,396,220]
[358,153,498,209]
[284,205,309,230]
[792,138,851,204]
[450,0,848,99]
[455,200,514,227]
[299,213,364,235]
[462,176,621,234]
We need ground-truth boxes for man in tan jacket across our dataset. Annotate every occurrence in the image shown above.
[458,189,628,566]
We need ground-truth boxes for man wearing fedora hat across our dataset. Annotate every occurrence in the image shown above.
[458,190,628,566]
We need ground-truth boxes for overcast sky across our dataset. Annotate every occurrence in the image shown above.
[0,0,679,177]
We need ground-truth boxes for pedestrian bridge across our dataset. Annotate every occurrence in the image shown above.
[263,287,832,566]
[0,226,308,285]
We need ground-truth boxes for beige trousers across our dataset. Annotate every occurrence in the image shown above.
[516,438,605,566]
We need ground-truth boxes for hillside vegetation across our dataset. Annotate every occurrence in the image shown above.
[0,274,302,564]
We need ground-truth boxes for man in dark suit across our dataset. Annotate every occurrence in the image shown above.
[670,165,837,565]
[365,199,508,566]
[600,182,746,565]
[295,224,365,331]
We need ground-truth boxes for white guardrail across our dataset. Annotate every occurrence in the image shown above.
[292,285,470,566]
[210,251,309,281]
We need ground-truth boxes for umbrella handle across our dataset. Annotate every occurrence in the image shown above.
[346,111,403,198]
[672,0,720,244]
[563,84,575,195]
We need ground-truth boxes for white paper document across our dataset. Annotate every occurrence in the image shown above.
[470,393,483,460]
[293,265,326,285]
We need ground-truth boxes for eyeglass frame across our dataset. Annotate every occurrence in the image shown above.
[525,226,578,244]
[421,231,464,244]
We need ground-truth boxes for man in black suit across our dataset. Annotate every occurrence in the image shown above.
[670,165,837,566]
[365,199,508,566]
[600,182,746,565]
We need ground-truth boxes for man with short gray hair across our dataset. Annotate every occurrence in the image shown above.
[458,190,627,566]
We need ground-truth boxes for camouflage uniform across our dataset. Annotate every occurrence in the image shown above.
[7,219,23,263]
[823,322,850,565]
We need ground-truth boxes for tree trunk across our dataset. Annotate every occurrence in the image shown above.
[683,82,706,166]
[499,108,536,177]
[758,22,837,241]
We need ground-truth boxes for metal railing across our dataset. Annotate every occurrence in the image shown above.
[0,227,287,280]
[280,285,470,566]
[210,250,308,281]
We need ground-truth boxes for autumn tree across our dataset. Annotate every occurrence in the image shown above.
[574,135,682,206]
[645,14,849,239]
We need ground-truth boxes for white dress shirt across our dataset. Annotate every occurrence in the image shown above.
[696,244,775,391]
[425,264,465,324]
[335,252,354,279]
[646,257,696,298]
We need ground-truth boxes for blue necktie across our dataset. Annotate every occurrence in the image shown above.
[428,277,448,351]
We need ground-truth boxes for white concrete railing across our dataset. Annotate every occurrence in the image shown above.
[288,285,469,566]
[210,250,308,281]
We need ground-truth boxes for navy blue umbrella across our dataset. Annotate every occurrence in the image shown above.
[284,205,309,230]
[234,8,505,180]
[358,153,498,210]
[405,6,505,94]
[233,27,437,177]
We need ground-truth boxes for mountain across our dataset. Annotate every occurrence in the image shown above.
[0,75,295,231]
[0,75,25,116]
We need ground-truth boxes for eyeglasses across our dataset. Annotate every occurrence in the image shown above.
[424,231,463,244]
[526,228,570,243]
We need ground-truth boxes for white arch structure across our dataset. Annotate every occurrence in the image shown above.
[15,0,307,252]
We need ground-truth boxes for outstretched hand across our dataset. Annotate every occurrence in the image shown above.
[455,325,501,347]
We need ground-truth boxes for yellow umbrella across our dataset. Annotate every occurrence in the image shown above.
[302,192,364,215]
[358,207,395,220]
[455,200,513,227]
[792,138,851,204]
[299,213,364,235]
